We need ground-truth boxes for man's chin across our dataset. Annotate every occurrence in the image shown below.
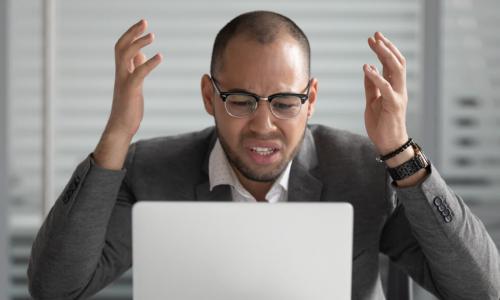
[234,160,288,183]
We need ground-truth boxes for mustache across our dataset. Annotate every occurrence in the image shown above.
[240,131,284,141]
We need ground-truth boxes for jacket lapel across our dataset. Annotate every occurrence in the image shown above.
[287,162,323,202]
[288,128,323,202]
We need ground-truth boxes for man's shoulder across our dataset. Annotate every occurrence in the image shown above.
[308,124,376,155]
[307,124,384,179]
[127,127,216,171]
[134,127,215,154]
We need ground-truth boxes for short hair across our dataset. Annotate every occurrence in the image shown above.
[210,11,311,78]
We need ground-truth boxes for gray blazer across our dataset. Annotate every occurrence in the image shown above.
[28,125,500,300]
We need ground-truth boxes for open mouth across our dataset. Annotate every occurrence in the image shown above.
[250,147,278,156]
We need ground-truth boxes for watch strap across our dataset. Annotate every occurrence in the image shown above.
[387,144,429,181]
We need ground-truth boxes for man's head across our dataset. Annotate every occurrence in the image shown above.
[201,11,318,186]
[210,11,311,78]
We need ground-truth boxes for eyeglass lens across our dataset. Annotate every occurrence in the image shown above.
[225,94,302,119]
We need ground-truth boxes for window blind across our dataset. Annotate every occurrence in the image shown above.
[440,0,500,202]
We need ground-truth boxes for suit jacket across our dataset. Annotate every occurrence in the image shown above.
[27,125,500,299]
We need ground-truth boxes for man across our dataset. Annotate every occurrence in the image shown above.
[28,11,500,300]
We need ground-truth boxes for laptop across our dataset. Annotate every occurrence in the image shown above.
[132,201,353,300]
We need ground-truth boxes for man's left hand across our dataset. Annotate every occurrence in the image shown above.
[363,32,409,155]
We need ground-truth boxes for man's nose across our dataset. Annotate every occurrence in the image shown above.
[248,101,277,134]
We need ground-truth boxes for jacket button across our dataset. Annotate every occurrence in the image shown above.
[444,216,452,223]
[438,205,446,212]
[433,197,443,206]
[442,209,451,217]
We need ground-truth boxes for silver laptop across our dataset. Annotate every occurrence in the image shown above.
[132,202,353,300]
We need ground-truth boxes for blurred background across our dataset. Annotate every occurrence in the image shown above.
[0,0,499,299]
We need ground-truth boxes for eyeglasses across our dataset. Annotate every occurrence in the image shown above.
[210,75,311,120]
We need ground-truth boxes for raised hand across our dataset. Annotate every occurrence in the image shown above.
[363,32,409,156]
[94,20,162,170]
[108,19,162,138]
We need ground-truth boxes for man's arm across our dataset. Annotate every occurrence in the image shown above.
[94,19,162,170]
[363,32,500,299]
[380,165,500,299]
[27,153,134,299]
[27,20,162,299]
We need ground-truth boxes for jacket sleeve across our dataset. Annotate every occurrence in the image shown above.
[27,144,137,300]
[380,164,500,300]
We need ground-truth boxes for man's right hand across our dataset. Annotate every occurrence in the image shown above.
[94,20,162,170]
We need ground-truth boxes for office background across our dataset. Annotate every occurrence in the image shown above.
[0,0,499,299]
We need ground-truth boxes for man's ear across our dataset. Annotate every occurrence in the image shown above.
[306,78,318,119]
[201,74,215,116]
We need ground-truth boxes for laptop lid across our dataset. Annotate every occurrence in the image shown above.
[132,201,353,300]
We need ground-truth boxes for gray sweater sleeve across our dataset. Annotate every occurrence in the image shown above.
[28,145,136,299]
[380,164,500,300]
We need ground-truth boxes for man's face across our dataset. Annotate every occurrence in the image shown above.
[201,35,318,183]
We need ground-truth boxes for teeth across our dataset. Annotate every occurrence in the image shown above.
[251,147,275,155]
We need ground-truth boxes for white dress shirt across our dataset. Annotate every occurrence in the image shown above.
[208,139,291,203]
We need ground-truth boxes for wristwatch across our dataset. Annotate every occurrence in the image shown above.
[387,142,430,181]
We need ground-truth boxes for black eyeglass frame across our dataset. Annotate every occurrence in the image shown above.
[209,75,312,119]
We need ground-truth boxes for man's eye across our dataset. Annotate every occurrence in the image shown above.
[273,103,295,110]
[272,97,301,110]
[230,100,254,107]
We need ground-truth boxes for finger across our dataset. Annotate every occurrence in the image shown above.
[128,52,147,73]
[375,32,406,66]
[122,33,154,72]
[368,35,403,72]
[131,53,163,86]
[133,52,147,69]
[363,64,395,102]
[115,19,147,54]
[363,64,380,102]
[371,39,405,92]
[368,37,392,79]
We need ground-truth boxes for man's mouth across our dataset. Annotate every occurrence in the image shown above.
[250,147,278,156]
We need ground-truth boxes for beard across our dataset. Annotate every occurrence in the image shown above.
[216,124,305,183]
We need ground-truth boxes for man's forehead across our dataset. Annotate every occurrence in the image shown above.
[217,35,308,90]
[222,34,303,59]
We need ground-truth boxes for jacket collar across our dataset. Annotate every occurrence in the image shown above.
[195,127,323,202]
